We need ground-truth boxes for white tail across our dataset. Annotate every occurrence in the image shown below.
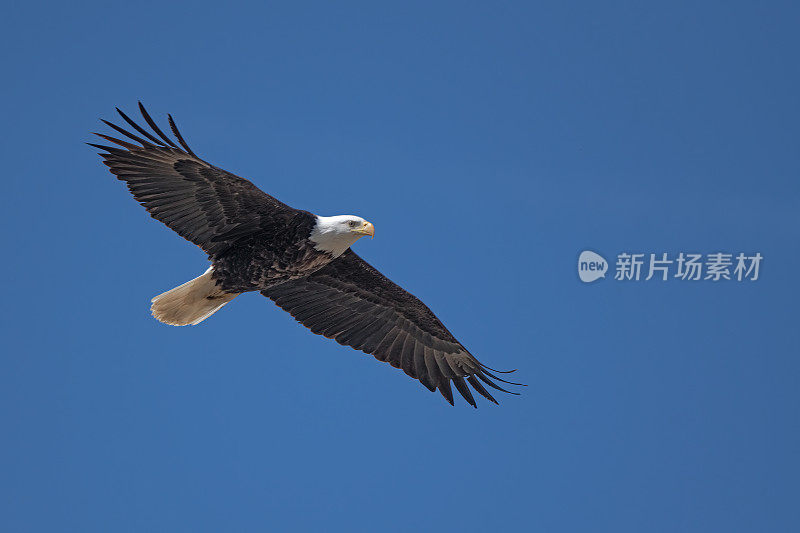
[150,267,239,326]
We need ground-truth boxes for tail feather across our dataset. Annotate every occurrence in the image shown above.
[150,267,239,326]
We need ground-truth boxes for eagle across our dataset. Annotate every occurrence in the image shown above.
[90,103,521,407]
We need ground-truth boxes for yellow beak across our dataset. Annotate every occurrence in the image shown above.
[354,221,375,238]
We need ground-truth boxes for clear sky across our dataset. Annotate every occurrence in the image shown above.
[2,1,798,531]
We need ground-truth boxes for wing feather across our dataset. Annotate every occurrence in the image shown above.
[263,250,521,406]
[92,103,301,257]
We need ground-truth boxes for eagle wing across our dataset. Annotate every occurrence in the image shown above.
[262,250,521,407]
[91,103,300,257]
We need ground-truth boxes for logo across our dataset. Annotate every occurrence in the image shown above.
[578,250,608,283]
[577,250,762,283]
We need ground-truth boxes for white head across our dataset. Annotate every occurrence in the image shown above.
[309,215,375,257]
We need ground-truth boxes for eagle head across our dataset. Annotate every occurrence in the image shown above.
[309,215,375,256]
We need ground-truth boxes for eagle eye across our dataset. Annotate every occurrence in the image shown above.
[348,220,358,228]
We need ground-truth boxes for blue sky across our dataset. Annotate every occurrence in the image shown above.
[2,1,798,531]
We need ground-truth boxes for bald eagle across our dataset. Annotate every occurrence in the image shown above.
[90,103,521,407]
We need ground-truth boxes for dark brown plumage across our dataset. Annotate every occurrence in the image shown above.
[263,250,522,405]
[91,103,522,407]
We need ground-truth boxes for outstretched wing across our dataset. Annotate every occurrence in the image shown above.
[90,102,301,257]
[262,250,521,407]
